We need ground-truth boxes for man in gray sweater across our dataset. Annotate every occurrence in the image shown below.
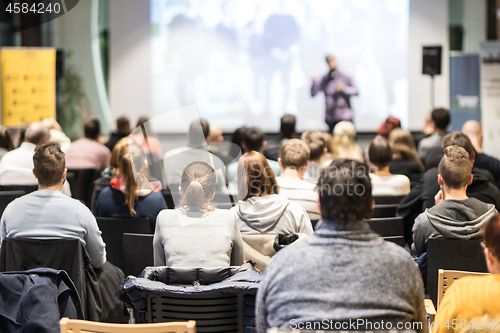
[256,159,427,333]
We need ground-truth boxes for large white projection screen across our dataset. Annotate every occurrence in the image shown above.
[151,0,409,132]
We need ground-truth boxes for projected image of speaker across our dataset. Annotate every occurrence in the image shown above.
[422,46,442,76]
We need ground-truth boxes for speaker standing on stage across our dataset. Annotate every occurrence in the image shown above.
[311,55,358,133]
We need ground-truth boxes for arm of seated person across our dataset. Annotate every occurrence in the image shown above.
[84,213,107,269]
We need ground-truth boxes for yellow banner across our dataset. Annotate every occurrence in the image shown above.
[1,48,56,126]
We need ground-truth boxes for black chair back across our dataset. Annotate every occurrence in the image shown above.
[161,188,175,209]
[367,217,404,238]
[427,238,487,306]
[372,204,398,218]
[373,195,406,205]
[90,178,111,213]
[67,169,101,207]
[96,217,151,273]
[123,233,154,277]
[0,190,25,217]
[0,185,38,193]
[383,236,406,247]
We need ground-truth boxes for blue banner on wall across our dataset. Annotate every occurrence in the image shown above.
[449,53,480,131]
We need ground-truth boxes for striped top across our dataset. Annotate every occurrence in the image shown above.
[276,177,321,221]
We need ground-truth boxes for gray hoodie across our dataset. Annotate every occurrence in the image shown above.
[412,198,497,256]
[231,194,313,235]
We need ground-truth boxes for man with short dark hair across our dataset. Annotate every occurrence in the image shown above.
[418,107,450,168]
[65,118,111,171]
[256,159,426,333]
[397,131,500,244]
[276,139,320,220]
[0,122,71,196]
[301,130,327,184]
[0,142,106,268]
[264,114,296,161]
[412,145,497,256]
[105,116,131,152]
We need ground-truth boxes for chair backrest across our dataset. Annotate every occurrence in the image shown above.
[60,317,196,333]
[427,238,487,306]
[0,184,38,193]
[437,269,489,309]
[67,169,102,207]
[123,233,154,277]
[0,190,25,217]
[90,178,111,213]
[367,217,404,238]
[373,195,406,205]
[0,238,102,321]
[96,217,151,273]
[383,235,406,247]
[371,204,399,218]
[161,188,176,209]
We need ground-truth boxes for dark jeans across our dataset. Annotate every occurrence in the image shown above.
[326,119,353,134]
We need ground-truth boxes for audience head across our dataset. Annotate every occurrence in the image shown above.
[0,126,13,151]
[25,121,50,145]
[333,120,356,142]
[325,54,336,70]
[209,124,224,144]
[368,137,393,169]
[377,116,401,138]
[461,120,483,151]
[389,128,423,170]
[188,119,210,146]
[442,131,475,163]
[179,162,216,211]
[84,118,101,141]
[431,108,450,131]
[301,130,326,162]
[135,116,154,135]
[483,213,500,274]
[33,142,66,188]
[438,145,472,190]
[116,116,131,136]
[280,114,296,139]
[279,139,310,173]
[237,151,278,201]
[317,158,373,223]
[119,141,148,215]
[42,118,62,132]
[110,137,133,172]
[244,127,266,153]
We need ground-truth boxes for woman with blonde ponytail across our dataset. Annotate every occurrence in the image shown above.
[153,161,244,267]
[328,121,364,164]
[95,142,167,233]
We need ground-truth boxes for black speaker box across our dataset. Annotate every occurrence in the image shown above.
[422,46,442,76]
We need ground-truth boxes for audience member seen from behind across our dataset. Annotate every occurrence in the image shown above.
[301,130,327,184]
[0,126,14,161]
[434,213,500,333]
[376,115,401,138]
[389,128,424,182]
[418,107,450,169]
[130,116,163,160]
[0,142,106,269]
[263,114,296,161]
[42,118,71,152]
[105,116,131,152]
[329,120,363,163]
[65,118,111,172]
[153,161,243,267]
[95,141,167,233]
[368,137,410,196]
[276,139,320,221]
[100,137,130,180]
[256,158,427,333]
[231,151,312,235]
[462,119,500,189]
[411,145,497,257]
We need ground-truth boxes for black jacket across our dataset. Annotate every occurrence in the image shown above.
[0,268,83,333]
[475,152,500,189]
[396,166,500,245]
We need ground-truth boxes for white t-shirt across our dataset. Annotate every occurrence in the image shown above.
[276,177,321,220]
[370,174,411,196]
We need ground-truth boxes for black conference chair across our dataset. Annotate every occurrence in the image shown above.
[0,185,38,193]
[427,238,487,306]
[123,233,154,277]
[367,217,404,238]
[96,217,151,273]
[371,204,399,218]
[0,190,25,217]
[67,169,102,208]
[90,178,111,213]
[382,236,406,247]
[161,188,175,209]
[373,195,406,205]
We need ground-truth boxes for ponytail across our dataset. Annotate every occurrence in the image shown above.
[179,162,216,211]
[120,153,139,215]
